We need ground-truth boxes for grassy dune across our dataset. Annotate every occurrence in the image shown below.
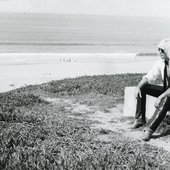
[0,73,170,169]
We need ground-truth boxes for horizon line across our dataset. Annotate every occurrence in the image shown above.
[0,12,170,19]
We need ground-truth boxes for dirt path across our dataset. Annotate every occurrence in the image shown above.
[46,97,170,152]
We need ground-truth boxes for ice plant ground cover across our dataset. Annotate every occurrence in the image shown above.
[0,73,170,169]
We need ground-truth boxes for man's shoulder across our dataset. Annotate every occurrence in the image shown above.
[155,59,163,63]
[153,59,164,66]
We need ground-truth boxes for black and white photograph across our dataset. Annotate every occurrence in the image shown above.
[0,0,170,169]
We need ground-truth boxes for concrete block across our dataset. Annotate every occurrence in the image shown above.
[123,86,157,119]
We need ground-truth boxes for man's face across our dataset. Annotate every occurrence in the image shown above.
[158,48,169,61]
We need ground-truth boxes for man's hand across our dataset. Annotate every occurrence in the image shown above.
[154,97,162,108]
[135,86,142,98]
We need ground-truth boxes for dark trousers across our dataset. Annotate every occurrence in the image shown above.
[135,84,170,131]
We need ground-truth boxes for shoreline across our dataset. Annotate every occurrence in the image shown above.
[0,53,158,93]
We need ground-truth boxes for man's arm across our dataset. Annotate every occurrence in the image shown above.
[158,88,170,99]
[135,77,149,98]
[154,88,170,108]
[135,60,161,98]
[137,77,149,89]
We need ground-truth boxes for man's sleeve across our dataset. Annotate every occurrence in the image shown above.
[143,60,161,83]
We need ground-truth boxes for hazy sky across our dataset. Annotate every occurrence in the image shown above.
[0,0,170,18]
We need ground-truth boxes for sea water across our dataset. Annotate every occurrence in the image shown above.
[0,13,170,53]
[0,13,168,92]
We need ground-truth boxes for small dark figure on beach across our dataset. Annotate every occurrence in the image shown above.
[133,39,170,141]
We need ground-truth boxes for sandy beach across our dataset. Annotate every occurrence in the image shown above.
[0,53,158,92]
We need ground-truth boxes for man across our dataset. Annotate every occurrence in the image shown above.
[133,39,170,141]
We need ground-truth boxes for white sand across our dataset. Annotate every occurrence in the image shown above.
[0,53,158,93]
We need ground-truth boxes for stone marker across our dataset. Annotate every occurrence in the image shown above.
[123,86,157,119]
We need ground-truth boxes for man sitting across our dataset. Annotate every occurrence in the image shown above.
[133,39,170,141]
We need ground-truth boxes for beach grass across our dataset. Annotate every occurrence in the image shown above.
[1,73,170,169]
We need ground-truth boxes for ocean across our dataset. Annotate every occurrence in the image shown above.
[1,13,168,92]
[0,13,170,53]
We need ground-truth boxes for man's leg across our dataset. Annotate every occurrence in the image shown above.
[134,95,146,128]
[142,97,170,141]
[133,84,163,128]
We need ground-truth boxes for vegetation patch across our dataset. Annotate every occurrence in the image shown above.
[39,74,143,97]
[1,73,170,169]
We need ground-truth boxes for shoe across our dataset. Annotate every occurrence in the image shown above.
[132,119,146,129]
[142,128,153,141]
